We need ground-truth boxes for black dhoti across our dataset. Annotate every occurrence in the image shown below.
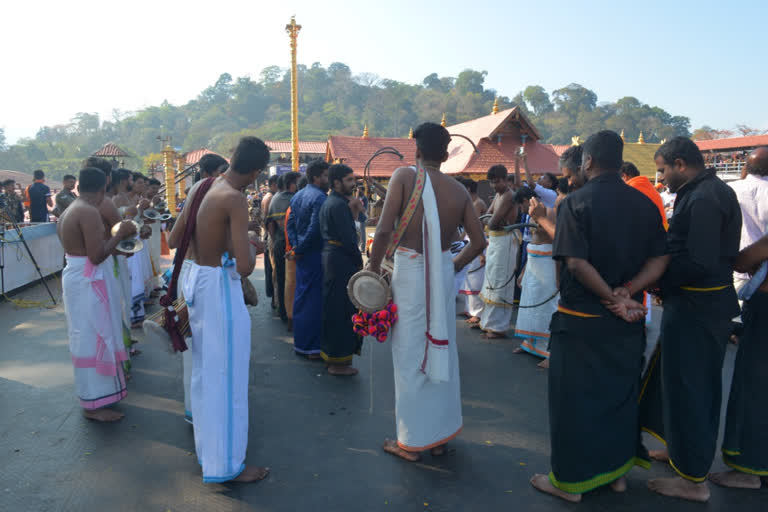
[320,246,362,364]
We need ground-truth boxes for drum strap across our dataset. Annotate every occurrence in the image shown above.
[385,165,426,261]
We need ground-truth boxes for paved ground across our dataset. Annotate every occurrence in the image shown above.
[0,257,765,511]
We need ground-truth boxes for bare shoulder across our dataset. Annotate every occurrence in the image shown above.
[391,166,416,183]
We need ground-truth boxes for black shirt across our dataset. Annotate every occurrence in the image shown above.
[661,169,742,293]
[320,191,362,267]
[553,172,668,316]
[27,182,51,222]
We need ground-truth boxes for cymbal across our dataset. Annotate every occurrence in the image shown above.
[159,213,172,221]
[117,238,143,254]
[111,220,141,238]
[143,209,161,220]
[154,201,167,211]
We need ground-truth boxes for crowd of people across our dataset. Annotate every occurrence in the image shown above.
[0,170,80,225]
[52,124,768,503]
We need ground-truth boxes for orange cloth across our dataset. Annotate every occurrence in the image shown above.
[284,206,293,253]
[626,176,668,230]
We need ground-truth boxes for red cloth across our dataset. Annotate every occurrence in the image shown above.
[626,176,668,230]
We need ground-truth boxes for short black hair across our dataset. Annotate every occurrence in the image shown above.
[63,174,77,182]
[486,164,508,180]
[297,175,308,190]
[199,153,228,176]
[620,161,640,178]
[463,178,478,194]
[413,122,451,162]
[276,174,285,191]
[559,145,583,173]
[132,172,145,182]
[82,157,113,178]
[306,159,330,183]
[557,177,569,195]
[268,175,279,187]
[230,136,270,175]
[542,172,558,190]
[78,167,106,193]
[2,179,14,187]
[148,178,161,186]
[654,136,705,169]
[114,169,132,186]
[514,186,537,204]
[329,164,354,189]
[582,130,623,171]
[283,171,300,190]
[33,169,45,180]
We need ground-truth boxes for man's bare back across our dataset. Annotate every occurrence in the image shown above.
[472,197,488,217]
[58,200,104,257]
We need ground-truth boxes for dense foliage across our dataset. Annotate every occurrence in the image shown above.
[0,63,693,180]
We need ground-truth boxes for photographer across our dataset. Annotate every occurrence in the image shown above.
[1,179,25,224]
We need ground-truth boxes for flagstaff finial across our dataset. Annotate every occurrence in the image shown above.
[408,127,413,139]
[492,98,499,114]
[638,131,645,144]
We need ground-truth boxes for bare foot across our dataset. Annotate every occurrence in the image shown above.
[431,444,446,456]
[382,439,420,462]
[327,365,359,376]
[513,347,524,353]
[232,465,270,483]
[470,323,483,330]
[610,476,627,492]
[537,359,550,369]
[649,449,669,462]
[481,331,506,339]
[647,477,710,502]
[530,474,582,503]
[83,408,125,422]
[465,317,480,325]
[710,470,761,489]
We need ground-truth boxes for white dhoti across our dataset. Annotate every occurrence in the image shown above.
[179,259,194,423]
[115,255,132,329]
[63,255,128,409]
[184,258,251,482]
[149,224,162,289]
[139,243,153,297]
[459,250,485,318]
[514,244,558,358]
[479,231,520,334]
[127,249,146,325]
[389,172,462,452]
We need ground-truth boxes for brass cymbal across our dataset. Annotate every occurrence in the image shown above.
[143,209,161,220]
[111,220,141,238]
[159,213,172,221]
[116,238,143,254]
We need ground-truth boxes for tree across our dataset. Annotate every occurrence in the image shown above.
[552,83,598,116]
[735,124,766,136]
[455,69,487,95]
[0,128,6,151]
[523,85,553,115]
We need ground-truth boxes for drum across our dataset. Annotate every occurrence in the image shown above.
[347,260,394,313]
[143,299,191,350]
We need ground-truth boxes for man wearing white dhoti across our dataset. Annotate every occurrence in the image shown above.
[478,164,521,339]
[57,167,137,422]
[183,136,270,483]
[368,122,485,461]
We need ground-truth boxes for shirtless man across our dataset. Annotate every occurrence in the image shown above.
[262,175,279,307]
[58,167,136,422]
[460,178,488,324]
[183,136,270,483]
[368,121,485,462]
[477,164,520,338]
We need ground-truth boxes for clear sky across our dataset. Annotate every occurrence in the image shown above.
[2,0,766,144]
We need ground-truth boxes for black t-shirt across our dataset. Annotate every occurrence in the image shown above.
[28,182,51,222]
[553,172,667,316]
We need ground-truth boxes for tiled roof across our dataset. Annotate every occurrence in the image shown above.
[446,139,562,176]
[695,135,768,152]
[92,142,130,157]
[549,145,571,157]
[326,136,416,178]
[265,141,327,154]
[184,148,228,166]
[0,170,63,189]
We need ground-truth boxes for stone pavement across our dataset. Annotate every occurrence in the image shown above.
[0,259,765,511]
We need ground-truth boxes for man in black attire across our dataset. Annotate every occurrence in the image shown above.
[531,130,669,502]
[642,137,742,502]
[28,169,52,222]
[267,172,300,324]
[319,164,363,376]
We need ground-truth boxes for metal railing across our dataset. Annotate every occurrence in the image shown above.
[711,161,745,181]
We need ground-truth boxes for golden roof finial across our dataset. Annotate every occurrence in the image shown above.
[571,135,582,146]
[408,127,414,139]
[441,113,447,127]
[620,129,625,142]
[362,124,369,139]
[638,131,645,144]
[492,98,499,114]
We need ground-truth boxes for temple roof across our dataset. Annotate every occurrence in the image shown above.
[265,141,327,154]
[326,136,416,178]
[695,134,768,152]
[92,142,130,158]
[183,148,228,166]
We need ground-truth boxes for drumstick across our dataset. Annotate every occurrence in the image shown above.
[369,338,374,415]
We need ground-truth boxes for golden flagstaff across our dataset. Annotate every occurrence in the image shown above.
[286,16,302,172]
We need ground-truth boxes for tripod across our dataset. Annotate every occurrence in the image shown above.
[0,200,57,304]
